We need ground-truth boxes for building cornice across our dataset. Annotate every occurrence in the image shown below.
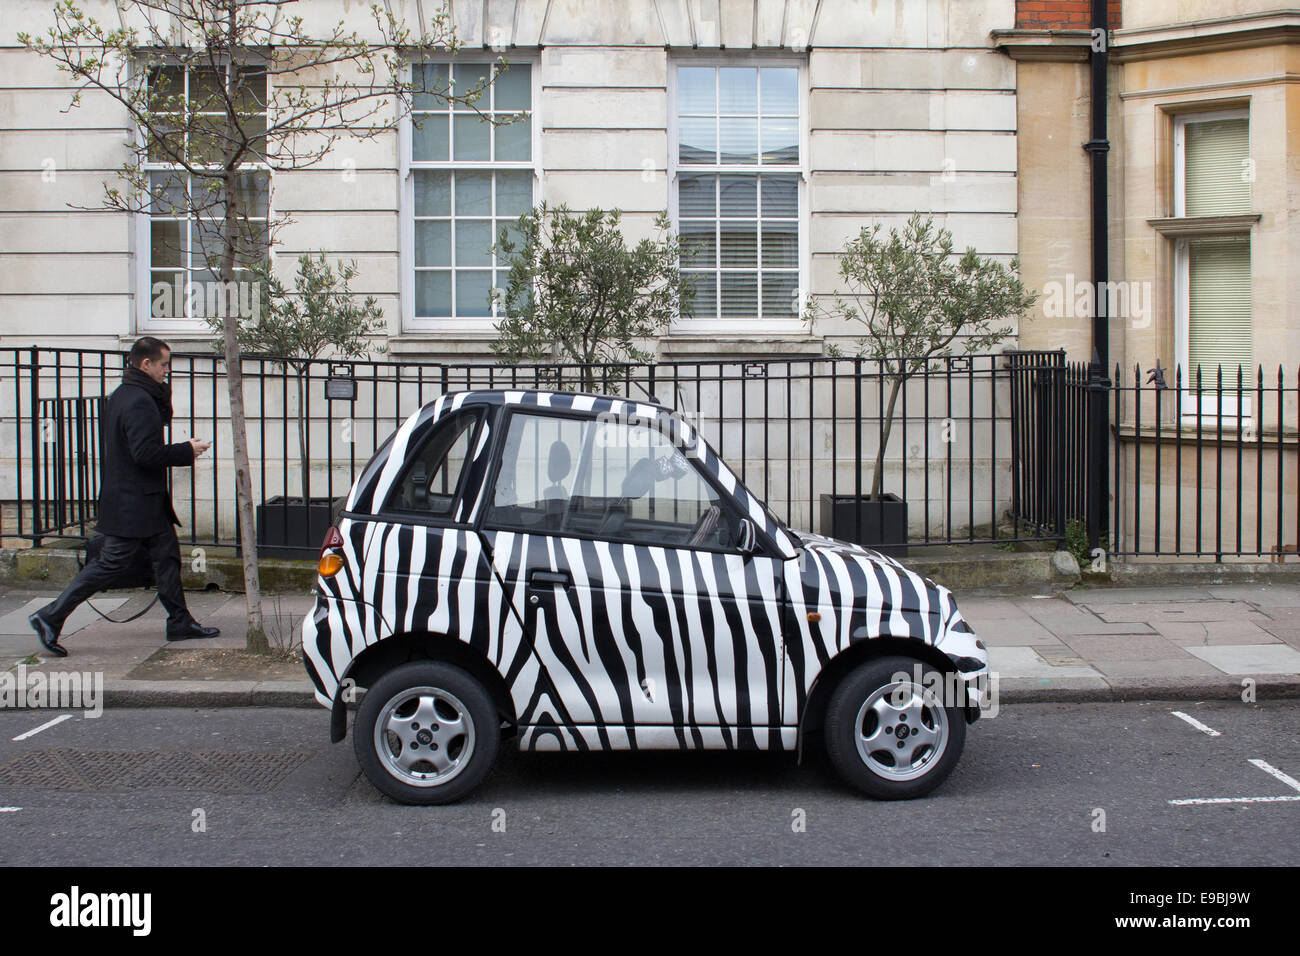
[1110,9,1300,61]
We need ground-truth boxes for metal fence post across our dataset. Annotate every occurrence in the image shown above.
[1086,359,1112,552]
[1053,354,1067,545]
[28,347,42,547]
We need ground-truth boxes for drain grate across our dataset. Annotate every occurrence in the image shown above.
[0,749,314,794]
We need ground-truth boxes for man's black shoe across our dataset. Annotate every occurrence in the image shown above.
[166,622,220,642]
[28,613,68,657]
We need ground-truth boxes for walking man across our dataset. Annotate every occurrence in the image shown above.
[29,336,219,656]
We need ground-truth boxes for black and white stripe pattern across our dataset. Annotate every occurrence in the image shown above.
[302,390,987,751]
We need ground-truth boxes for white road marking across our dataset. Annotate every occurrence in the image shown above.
[0,807,21,813]
[1169,795,1300,806]
[1249,758,1300,793]
[1169,758,1300,805]
[1170,711,1221,737]
[11,713,73,741]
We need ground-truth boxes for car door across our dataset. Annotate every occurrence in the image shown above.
[365,406,533,676]
[480,405,787,751]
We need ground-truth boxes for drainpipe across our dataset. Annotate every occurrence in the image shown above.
[1083,0,1112,553]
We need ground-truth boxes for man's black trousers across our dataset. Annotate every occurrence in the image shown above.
[38,527,193,634]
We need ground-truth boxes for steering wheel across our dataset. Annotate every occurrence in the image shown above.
[597,495,629,536]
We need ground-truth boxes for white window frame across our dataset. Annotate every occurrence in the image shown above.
[668,56,809,335]
[1172,107,1252,421]
[134,60,271,334]
[400,56,541,334]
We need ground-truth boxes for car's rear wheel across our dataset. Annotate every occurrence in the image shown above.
[354,660,499,805]
[824,655,967,800]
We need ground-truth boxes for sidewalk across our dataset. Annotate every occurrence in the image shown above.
[2,581,1300,707]
[0,587,315,707]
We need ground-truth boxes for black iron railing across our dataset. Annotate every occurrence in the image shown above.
[1108,363,1300,560]
[1,346,1071,555]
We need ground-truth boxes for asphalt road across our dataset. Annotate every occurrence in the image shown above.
[0,700,1296,866]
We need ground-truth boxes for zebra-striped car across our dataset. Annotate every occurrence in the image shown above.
[302,389,989,804]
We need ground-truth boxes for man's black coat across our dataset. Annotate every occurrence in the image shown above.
[95,380,194,538]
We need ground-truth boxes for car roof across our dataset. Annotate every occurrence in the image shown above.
[424,388,671,412]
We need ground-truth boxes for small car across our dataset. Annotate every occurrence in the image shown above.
[302,389,989,804]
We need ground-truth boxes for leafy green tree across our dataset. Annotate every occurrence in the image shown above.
[210,252,385,503]
[491,203,693,391]
[807,213,1036,501]
[20,0,494,651]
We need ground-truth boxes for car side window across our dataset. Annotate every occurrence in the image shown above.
[385,410,480,519]
[485,410,741,550]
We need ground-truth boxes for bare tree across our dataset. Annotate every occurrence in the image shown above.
[20,0,506,651]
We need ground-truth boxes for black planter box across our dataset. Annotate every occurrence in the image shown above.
[819,493,909,557]
[255,496,335,559]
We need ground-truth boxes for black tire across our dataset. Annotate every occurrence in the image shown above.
[353,660,500,805]
[824,655,967,800]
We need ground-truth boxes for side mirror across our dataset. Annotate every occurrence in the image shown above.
[737,518,758,555]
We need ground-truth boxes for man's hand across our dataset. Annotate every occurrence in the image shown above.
[189,438,211,458]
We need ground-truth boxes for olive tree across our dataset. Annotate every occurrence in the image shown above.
[490,203,693,391]
[806,213,1037,501]
[211,252,385,504]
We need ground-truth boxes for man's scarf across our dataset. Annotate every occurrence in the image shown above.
[123,365,173,426]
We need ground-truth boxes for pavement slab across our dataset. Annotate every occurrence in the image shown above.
[1196,584,1300,606]
[986,646,1102,680]
[1091,601,1264,623]
[1258,624,1300,649]
[959,617,1063,646]
[0,597,126,638]
[1090,659,1223,679]
[1060,634,1203,662]
[952,598,1034,621]
[1024,614,1157,636]
[1183,643,1300,676]
[1153,620,1280,645]
[1066,586,1221,605]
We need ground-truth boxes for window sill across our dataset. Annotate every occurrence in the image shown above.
[1116,422,1299,448]
[989,29,1093,63]
[387,333,499,358]
[1147,213,1260,237]
[119,332,220,351]
[658,334,824,360]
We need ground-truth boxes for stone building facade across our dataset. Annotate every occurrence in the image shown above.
[0,0,1020,359]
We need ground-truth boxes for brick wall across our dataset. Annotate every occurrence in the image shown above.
[1016,0,1121,30]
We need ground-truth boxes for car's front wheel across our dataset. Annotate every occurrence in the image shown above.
[824,655,967,800]
[353,660,500,805]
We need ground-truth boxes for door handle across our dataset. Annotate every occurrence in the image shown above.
[528,569,572,589]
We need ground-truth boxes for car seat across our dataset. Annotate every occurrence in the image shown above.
[542,440,570,530]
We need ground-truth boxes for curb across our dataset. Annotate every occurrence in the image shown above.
[2,676,1295,711]
[101,679,321,708]
[994,675,1300,704]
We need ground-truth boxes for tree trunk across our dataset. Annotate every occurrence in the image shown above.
[221,48,267,654]
[871,376,905,501]
[296,371,308,505]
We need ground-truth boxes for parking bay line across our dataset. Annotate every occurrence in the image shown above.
[1249,758,1300,793]
[0,808,20,813]
[11,713,73,741]
[1168,758,1300,806]
[1170,711,1221,737]
[1168,795,1300,806]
